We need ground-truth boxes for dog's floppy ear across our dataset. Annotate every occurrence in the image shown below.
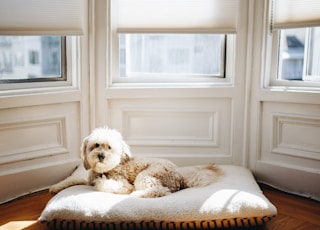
[80,136,91,170]
[121,139,132,161]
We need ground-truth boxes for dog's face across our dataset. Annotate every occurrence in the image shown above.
[80,127,131,173]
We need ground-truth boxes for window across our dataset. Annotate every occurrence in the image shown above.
[277,27,320,83]
[119,34,226,79]
[0,36,66,83]
[0,0,85,91]
[111,0,239,85]
[269,0,320,87]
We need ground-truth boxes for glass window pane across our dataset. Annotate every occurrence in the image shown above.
[119,34,225,78]
[0,36,63,81]
[278,28,305,81]
[278,27,320,83]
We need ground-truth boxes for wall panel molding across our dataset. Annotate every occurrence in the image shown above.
[123,110,218,147]
[108,98,233,164]
[259,102,320,171]
[272,114,320,160]
[0,116,68,164]
[0,101,82,202]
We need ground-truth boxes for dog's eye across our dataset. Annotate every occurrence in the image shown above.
[108,145,111,150]
[95,143,99,148]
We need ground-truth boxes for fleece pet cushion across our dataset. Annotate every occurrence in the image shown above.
[39,165,277,229]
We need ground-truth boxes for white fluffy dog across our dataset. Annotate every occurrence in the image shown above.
[50,127,222,198]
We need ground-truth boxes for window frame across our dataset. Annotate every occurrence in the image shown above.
[267,28,320,90]
[110,33,236,87]
[108,0,237,88]
[0,36,67,84]
[119,34,226,77]
[0,36,79,93]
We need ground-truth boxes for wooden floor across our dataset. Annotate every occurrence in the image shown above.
[0,184,319,230]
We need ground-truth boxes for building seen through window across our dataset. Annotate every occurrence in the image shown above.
[278,27,320,82]
[0,36,62,81]
[119,34,225,78]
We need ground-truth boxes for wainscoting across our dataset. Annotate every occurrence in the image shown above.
[108,98,234,165]
[0,102,82,203]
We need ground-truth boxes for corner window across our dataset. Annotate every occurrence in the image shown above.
[0,36,66,83]
[277,27,320,83]
[268,0,320,89]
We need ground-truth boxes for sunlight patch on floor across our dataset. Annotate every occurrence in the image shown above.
[0,221,37,230]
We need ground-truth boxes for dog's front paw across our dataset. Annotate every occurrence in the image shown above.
[93,177,109,192]
[49,183,64,194]
[130,187,171,198]
[49,178,87,194]
[94,178,134,194]
[130,190,147,198]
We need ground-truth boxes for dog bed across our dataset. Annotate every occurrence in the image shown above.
[39,165,277,229]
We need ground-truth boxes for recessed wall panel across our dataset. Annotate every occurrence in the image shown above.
[0,102,81,168]
[273,115,320,160]
[108,98,232,161]
[260,102,320,169]
[124,111,217,147]
[0,117,67,164]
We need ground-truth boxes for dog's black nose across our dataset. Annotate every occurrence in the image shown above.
[98,153,105,161]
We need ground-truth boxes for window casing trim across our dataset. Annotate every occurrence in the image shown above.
[266,30,320,91]
[0,37,67,84]
[108,0,237,88]
[110,34,236,87]
[263,0,320,92]
[0,37,80,95]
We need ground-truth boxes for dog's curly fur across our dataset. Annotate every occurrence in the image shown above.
[50,127,223,198]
